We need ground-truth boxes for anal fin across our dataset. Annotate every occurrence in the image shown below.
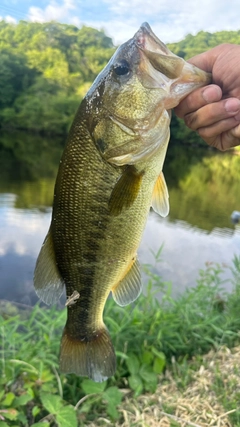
[34,227,64,305]
[151,171,169,217]
[111,256,142,306]
[109,166,144,216]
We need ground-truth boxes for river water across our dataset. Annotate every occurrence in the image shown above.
[0,131,239,305]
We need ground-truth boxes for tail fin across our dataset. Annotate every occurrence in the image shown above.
[59,327,116,382]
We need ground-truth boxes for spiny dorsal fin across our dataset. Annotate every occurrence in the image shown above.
[111,256,142,306]
[109,166,144,216]
[151,171,169,217]
[34,227,64,305]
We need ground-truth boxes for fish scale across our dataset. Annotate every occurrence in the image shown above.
[34,22,211,382]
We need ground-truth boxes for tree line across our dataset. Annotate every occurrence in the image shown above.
[0,20,114,134]
[0,20,240,141]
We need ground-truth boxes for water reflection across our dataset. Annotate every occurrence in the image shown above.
[0,131,240,303]
[0,193,51,304]
[139,214,240,298]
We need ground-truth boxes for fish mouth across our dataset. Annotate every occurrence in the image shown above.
[134,23,185,80]
[133,22,211,96]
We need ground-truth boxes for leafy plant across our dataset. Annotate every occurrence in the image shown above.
[80,380,122,420]
[126,348,166,396]
[39,392,77,427]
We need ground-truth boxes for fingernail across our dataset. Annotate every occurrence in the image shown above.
[224,98,240,113]
[202,86,221,103]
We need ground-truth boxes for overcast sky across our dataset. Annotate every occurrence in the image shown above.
[1,0,240,45]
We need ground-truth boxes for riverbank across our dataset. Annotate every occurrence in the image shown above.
[89,345,240,427]
[1,257,240,426]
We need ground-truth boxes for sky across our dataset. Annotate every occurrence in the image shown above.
[0,0,240,46]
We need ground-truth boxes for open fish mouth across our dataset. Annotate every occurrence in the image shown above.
[134,22,186,80]
[134,22,211,91]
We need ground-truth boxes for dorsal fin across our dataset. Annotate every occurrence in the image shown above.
[111,256,142,306]
[151,171,169,217]
[109,166,144,216]
[34,227,65,305]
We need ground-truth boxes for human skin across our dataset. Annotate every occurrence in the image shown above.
[174,44,240,150]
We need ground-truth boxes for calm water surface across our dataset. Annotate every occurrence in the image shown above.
[0,131,239,305]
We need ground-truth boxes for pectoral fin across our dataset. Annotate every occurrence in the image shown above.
[109,166,144,216]
[111,256,142,306]
[34,227,64,305]
[152,171,169,217]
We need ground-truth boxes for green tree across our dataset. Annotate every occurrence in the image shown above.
[0,49,34,109]
[0,21,114,133]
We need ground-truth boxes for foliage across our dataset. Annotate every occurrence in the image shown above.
[1,20,240,141]
[125,349,166,397]
[0,20,115,134]
[1,255,240,425]
[167,29,240,59]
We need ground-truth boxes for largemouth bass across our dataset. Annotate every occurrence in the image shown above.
[34,23,211,382]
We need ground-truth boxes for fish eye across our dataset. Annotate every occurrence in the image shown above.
[113,59,130,76]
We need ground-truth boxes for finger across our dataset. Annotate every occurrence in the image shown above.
[187,50,218,72]
[174,85,222,119]
[184,98,240,130]
[231,123,240,139]
[221,124,240,150]
[198,117,240,140]
[200,123,240,151]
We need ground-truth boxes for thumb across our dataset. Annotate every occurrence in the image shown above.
[187,48,220,73]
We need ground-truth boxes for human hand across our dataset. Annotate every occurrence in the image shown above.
[174,44,240,150]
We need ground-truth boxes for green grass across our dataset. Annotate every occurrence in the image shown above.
[0,254,240,426]
[211,356,240,426]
